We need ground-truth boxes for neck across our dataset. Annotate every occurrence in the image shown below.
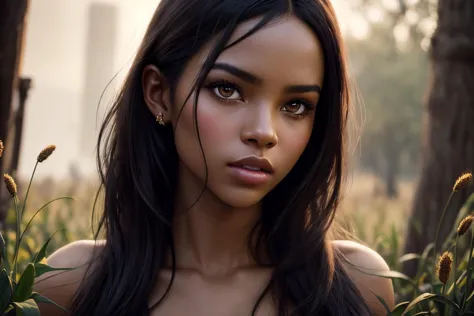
[169,163,263,276]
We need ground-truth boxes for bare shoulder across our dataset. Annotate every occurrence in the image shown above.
[33,239,106,316]
[333,240,395,315]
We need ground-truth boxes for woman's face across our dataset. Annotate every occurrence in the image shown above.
[171,15,325,208]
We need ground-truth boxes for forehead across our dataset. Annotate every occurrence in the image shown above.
[217,15,325,85]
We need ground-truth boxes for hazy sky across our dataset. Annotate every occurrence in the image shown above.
[18,0,364,179]
[22,0,362,91]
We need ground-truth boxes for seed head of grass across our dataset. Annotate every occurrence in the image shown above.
[437,251,453,285]
[37,144,56,163]
[453,173,473,192]
[457,215,474,236]
[0,139,3,158]
[3,173,17,196]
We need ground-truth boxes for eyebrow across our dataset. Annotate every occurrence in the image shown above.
[213,63,261,84]
[212,62,322,94]
[284,85,321,94]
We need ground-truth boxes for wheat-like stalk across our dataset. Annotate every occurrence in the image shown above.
[453,173,473,192]
[452,216,473,306]
[437,251,453,291]
[37,144,56,163]
[3,174,17,196]
[457,215,474,237]
[22,145,57,221]
[433,173,473,290]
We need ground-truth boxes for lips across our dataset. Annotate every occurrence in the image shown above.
[228,156,274,174]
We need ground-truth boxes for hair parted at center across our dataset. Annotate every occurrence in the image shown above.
[67,0,371,315]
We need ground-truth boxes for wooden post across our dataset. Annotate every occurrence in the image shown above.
[0,0,30,228]
[9,77,32,177]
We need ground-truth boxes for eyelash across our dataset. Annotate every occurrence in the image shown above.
[205,80,243,103]
[285,100,317,119]
[204,80,317,119]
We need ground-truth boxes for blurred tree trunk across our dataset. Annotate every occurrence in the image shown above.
[383,125,400,199]
[403,0,474,277]
[0,0,29,228]
[9,77,32,176]
[384,154,399,199]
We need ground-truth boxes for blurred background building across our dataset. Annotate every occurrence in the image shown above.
[20,0,163,179]
[80,3,117,163]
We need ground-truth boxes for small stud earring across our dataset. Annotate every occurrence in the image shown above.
[156,113,165,126]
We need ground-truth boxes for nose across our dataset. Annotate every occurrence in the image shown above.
[241,105,278,149]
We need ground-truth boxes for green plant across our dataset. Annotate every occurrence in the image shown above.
[358,172,474,315]
[1,143,74,315]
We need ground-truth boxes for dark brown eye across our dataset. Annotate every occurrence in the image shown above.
[213,84,241,100]
[283,102,306,115]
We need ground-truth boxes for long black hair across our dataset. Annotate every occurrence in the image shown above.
[68,0,371,315]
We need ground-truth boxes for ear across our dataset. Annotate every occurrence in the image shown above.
[142,65,172,123]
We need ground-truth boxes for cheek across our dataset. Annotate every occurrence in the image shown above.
[291,135,311,153]
[194,97,236,148]
[278,122,313,168]
[196,106,222,140]
[173,101,201,167]
[173,96,232,166]
[174,99,219,141]
[287,136,310,161]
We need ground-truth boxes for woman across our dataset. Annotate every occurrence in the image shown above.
[34,0,394,315]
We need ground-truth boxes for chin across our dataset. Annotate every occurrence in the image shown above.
[213,186,267,209]
[225,198,261,209]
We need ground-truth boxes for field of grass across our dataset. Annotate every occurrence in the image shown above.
[339,173,414,251]
[5,167,474,314]
[11,171,414,257]
[2,132,474,314]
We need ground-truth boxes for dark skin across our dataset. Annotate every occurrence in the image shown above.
[34,15,394,315]
[151,15,322,273]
